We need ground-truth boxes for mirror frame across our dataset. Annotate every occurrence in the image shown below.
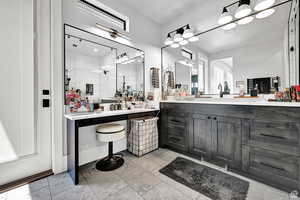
[161,0,298,96]
[63,24,145,105]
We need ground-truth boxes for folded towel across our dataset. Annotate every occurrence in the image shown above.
[151,68,160,88]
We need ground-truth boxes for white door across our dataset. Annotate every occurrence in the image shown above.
[0,0,52,185]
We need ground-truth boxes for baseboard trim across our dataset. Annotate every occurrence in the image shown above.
[0,170,53,194]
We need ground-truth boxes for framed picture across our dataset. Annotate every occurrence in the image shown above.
[86,84,94,95]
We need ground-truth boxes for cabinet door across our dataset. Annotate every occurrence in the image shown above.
[211,116,242,169]
[189,114,212,159]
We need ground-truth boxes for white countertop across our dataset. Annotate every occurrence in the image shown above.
[65,108,159,120]
[160,99,300,107]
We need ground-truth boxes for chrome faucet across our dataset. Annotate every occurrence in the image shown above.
[218,83,224,98]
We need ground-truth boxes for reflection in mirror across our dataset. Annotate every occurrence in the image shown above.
[162,1,295,98]
[64,25,144,111]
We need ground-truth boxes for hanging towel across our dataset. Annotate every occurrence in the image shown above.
[151,68,160,88]
[167,71,175,89]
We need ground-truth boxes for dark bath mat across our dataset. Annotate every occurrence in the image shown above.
[159,157,249,200]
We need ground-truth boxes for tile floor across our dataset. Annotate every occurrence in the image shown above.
[0,148,291,200]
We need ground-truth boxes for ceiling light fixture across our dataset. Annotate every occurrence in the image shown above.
[256,8,275,18]
[218,7,233,25]
[173,29,184,42]
[183,25,194,38]
[164,33,174,45]
[222,23,237,30]
[93,48,99,52]
[235,0,252,19]
[254,0,275,11]
[237,16,254,25]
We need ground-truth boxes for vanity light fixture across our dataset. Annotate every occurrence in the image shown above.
[219,0,277,30]
[235,0,252,19]
[182,25,194,38]
[218,7,233,25]
[254,0,275,11]
[179,40,189,46]
[164,33,174,45]
[171,43,180,48]
[237,16,254,25]
[222,23,237,30]
[173,29,184,42]
[256,8,275,18]
[188,36,199,42]
[164,24,198,47]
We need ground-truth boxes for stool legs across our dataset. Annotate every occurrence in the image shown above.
[96,141,124,171]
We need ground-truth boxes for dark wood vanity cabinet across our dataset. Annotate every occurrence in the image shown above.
[189,114,242,169]
[160,102,300,192]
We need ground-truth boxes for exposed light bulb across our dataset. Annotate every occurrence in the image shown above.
[179,40,189,46]
[182,25,194,38]
[235,1,252,19]
[218,8,233,25]
[188,36,199,42]
[237,16,254,25]
[171,43,180,48]
[164,33,173,45]
[222,23,237,30]
[254,0,275,11]
[174,33,183,42]
[256,8,275,18]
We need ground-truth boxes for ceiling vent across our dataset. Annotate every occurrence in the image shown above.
[77,0,130,33]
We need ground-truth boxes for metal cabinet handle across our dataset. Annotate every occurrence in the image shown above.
[213,117,217,120]
[170,119,181,123]
[169,137,181,143]
[260,162,285,172]
[207,116,211,119]
[260,133,286,140]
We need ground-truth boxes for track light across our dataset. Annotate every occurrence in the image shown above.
[254,0,275,11]
[164,33,173,45]
[218,7,233,25]
[256,8,275,18]
[183,25,194,38]
[235,0,252,19]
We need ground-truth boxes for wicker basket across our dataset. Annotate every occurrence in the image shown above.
[127,117,159,157]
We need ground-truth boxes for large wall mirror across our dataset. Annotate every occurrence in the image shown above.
[162,0,298,97]
[64,25,145,107]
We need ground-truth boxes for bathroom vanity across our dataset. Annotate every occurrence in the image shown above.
[160,101,300,192]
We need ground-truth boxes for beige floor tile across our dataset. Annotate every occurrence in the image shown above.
[87,172,128,200]
[125,171,162,196]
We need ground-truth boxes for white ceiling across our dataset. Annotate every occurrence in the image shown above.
[116,0,207,25]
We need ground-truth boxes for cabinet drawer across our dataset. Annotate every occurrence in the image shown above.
[167,135,186,150]
[249,121,300,156]
[248,147,299,189]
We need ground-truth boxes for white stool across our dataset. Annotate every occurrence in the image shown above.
[95,123,126,171]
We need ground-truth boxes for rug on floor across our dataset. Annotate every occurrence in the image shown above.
[159,157,249,200]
